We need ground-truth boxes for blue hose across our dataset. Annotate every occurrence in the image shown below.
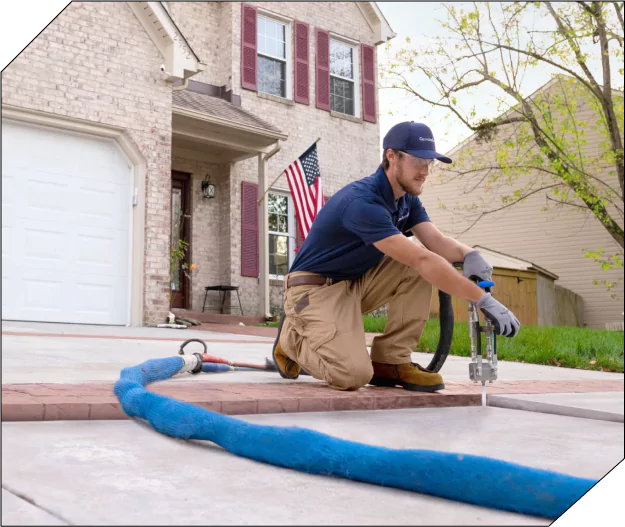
[201,362,232,373]
[114,356,596,519]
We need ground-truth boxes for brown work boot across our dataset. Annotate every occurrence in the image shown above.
[369,362,445,392]
[272,314,301,379]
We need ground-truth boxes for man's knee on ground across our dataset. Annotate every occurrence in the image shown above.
[329,361,374,391]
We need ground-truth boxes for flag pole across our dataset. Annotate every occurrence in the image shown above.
[257,138,321,205]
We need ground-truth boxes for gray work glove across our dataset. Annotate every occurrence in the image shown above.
[476,293,521,337]
[463,250,493,282]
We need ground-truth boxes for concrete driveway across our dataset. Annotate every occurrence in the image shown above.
[2,321,623,525]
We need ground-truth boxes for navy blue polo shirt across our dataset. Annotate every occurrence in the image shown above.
[290,165,431,281]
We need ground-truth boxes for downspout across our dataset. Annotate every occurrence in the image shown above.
[172,78,190,91]
[258,140,282,319]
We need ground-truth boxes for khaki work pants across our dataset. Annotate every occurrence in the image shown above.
[279,256,432,390]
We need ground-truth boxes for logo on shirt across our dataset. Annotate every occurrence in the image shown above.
[398,213,409,222]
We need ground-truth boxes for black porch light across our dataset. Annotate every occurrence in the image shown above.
[201,173,216,199]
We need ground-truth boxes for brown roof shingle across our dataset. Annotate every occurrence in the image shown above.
[172,90,282,134]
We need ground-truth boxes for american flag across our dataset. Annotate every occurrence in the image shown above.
[284,142,325,240]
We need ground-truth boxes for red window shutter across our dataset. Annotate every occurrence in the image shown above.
[315,28,330,111]
[294,21,310,105]
[241,3,257,91]
[241,181,259,277]
[361,43,376,122]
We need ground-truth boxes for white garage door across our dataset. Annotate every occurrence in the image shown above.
[2,120,133,325]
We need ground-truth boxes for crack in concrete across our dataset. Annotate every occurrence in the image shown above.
[2,482,73,525]
[3,388,37,397]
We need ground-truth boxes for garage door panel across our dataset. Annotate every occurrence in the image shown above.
[11,168,73,224]
[2,170,15,202]
[2,120,132,325]
[22,227,68,273]
[74,276,129,325]
[2,203,15,234]
[2,172,15,226]
[24,173,71,218]
[76,182,129,230]
[71,162,128,184]
[13,271,128,325]
[72,141,124,174]
[19,271,67,321]
[75,230,130,277]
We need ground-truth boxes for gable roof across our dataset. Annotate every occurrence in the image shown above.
[474,246,559,280]
[128,1,204,81]
[357,3,396,45]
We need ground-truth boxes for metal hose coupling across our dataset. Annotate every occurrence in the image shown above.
[178,339,208,374]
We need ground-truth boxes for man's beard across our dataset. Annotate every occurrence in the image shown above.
[396,166,423,196]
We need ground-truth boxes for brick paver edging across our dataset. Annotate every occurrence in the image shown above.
[2,379,623,422]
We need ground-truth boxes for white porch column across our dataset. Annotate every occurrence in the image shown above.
[258,153,270,319]
[258,141,281,319]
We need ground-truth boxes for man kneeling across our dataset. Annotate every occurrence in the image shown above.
[273,122,520,392]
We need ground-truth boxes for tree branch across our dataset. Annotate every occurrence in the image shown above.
[458,184,561,235]
[462,35,602,100]
[444,163,621,198]
[589,2,625,198]
[613,1,625,32]
[547,195,624,218]
[544,2,605,100]
[384,74,483,131]
[546,198,588,211]
[576,1,597,17]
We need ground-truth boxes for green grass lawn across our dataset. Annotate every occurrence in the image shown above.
[258,315,624,372]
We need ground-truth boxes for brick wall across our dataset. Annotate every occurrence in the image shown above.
[232,2,382,315]
[167,2,232,88]
[1,2,173,325]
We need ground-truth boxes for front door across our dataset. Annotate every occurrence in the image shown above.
[170,171,191,309]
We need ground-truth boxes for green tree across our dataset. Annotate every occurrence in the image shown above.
[381,2,624,291]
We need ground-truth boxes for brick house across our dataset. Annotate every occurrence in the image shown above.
[1,2,395,326]
[426,77,624,329]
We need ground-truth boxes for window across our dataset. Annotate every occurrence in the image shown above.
[258,16,290,98]
[268,192,295,278]
[330,39,356,116]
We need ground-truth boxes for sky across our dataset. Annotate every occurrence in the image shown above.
[377,2,471,155]
[375,2,622,156]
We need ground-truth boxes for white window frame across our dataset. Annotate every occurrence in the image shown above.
[268,189,296,280]
[329,33,361,118]
[257,10,293,100]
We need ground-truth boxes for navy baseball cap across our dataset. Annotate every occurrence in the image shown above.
[383,121,452,164]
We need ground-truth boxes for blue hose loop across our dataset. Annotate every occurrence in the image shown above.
[114,357,596,519]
